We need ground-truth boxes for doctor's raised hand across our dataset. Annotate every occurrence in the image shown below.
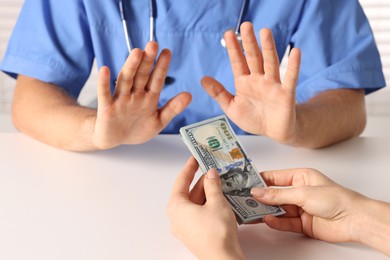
[201,22,301,146]
[201,21,366,149]
[92,41,191,150]
[13,41,191,152]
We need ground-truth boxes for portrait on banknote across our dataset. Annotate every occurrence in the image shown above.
[180,115,285,223]
[220,160,262,197]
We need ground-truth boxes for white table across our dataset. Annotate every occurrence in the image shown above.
[0,133,389,260]
[0,114,15,132]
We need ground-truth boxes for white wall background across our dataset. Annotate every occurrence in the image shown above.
[0,0,389,116]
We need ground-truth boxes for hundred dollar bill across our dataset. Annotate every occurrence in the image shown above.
[180,115,285,224]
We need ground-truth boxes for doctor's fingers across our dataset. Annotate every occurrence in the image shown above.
[224,30,250,77]
[201,76,233,112]
[259,28,281,82]
[240,22,264,74]
[97,66,112,108]
[132,41,159,93]
[114,48,143,98]
[283,48,301,94]
[146,48,172,94]
[158,92,192,128]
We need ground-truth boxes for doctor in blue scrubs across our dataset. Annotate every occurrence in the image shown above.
[0,0,386,151]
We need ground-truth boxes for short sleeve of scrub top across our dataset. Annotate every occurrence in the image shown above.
[0,0,94,99]
[289,0,386,102]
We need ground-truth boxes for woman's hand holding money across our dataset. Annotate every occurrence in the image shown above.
[252,168,390,256]
[167,157,245,260]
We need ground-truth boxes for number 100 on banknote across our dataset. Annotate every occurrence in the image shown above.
[180,115,285,224]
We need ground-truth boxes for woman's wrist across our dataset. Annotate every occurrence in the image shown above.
[199,236,245,260]
[223,238,245,260]
[349,195,390,255]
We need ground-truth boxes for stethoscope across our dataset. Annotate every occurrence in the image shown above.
[118,0,248,84]
[119,0,155,52]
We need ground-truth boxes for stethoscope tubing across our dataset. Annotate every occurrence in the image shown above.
[235,0,247,34]
[119,0,248,53]
[119,0,155,53]
[119,1,133,52]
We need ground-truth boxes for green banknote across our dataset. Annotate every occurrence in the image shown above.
[180,115,285,224]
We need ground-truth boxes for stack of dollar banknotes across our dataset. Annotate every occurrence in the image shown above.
[180,115,285,224]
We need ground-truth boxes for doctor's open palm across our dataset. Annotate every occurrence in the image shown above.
[202,22,301,145]
[92,42,191,149]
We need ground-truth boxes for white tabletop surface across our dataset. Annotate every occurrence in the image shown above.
[0,132,389,260]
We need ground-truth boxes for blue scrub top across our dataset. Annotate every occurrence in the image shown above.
[0,0,386,135]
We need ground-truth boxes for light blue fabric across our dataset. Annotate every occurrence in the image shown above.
[0,0,386,134]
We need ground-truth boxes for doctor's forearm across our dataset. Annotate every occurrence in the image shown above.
[290,89,366,148]
[12,75,99,151]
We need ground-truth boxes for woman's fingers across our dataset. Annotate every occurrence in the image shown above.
[189,175,206,205]
[263,215,304,234]
[171,157,199,199]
